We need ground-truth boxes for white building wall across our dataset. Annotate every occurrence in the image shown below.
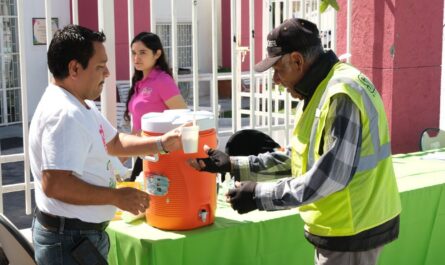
[23,0,70,119]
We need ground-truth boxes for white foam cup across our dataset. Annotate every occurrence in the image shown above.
[181,126,199,153]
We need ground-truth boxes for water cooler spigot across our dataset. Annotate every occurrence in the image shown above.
[199,209,208,222]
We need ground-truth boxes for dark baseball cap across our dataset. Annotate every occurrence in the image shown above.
[254,18,322,72]
[225,129,280,156]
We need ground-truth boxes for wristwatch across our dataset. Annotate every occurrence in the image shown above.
[156,137,169,154]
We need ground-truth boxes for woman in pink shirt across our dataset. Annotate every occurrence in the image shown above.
[124,32,187,180]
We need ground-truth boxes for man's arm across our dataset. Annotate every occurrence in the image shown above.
[106,125,183,157]
[42,170,149,214]
[255,94,362,210]
[190,146,291,182]
[231,149,292,182]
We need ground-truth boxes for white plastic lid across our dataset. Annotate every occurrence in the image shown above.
[141,109,216,133]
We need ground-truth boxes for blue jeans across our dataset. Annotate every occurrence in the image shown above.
[32,216,109,265]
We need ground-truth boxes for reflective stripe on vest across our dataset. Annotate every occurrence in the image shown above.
[307,77,391,172]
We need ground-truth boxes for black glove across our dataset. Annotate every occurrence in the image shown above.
[227,181,258,214]
[196,148,231,174]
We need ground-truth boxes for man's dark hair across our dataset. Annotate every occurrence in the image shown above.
[47,24,106,79]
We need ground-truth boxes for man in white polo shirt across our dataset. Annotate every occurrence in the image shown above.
[29,24,182,265]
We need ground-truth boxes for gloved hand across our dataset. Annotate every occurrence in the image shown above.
[227,181,258,214]
[196,148,231,175]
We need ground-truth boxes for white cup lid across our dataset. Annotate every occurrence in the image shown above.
[141,109,215,133]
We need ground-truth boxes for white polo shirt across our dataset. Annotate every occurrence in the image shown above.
[29,84,118,223]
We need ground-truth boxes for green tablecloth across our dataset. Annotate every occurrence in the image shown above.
[379,149,445,265]
[107,149,445,265]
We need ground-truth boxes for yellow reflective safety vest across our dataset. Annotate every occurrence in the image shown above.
[291,62,401,237]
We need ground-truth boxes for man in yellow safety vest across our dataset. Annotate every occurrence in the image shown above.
[191,18,401,265]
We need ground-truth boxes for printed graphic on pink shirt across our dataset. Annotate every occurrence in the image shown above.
[140,87,153,96]
[128,68,181,131]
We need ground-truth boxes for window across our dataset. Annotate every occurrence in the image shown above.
[156,22,193,103]
[156,22,192,69]
[0,0,21,125]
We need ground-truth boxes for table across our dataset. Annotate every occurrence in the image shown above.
[379,149,445,265]
[107,149,445,265]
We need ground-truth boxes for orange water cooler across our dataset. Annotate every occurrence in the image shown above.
[141,110,217,230]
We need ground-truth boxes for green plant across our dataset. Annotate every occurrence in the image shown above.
[320,0,339,12]
[218,66,231,73]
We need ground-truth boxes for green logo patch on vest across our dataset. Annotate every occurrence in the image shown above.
[358,73,376,97]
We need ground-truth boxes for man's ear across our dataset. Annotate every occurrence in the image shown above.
[68,60,80,77]
[289,51,304,69]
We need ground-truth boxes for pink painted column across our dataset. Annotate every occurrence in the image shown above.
[221,0,231,68]
[76,0,152,81]
[114,0,151,81]
[337,0,443,154]
[240,0,263,71]
[77,0,98,30]
[221,0,264,70]
[114,1,129,81]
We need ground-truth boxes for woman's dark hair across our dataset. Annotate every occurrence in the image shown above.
[124,32,172,121]
[48,25,106,79]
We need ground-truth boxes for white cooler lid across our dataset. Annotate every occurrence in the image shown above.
[141,109,216,133]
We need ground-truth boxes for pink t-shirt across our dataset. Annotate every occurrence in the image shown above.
[128,68,181,131]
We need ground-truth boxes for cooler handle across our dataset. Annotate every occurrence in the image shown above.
[141,154,159,162]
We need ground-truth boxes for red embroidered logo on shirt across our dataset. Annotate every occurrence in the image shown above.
[99,124,108,151]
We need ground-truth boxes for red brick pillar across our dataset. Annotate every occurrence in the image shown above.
[336,0,443,153]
